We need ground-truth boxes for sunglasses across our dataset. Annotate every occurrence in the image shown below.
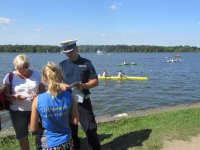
[18,65,29,70]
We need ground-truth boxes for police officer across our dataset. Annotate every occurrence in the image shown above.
[59,40,100,150]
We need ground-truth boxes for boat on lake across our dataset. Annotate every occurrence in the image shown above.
[164,55,183,63]
[97,50,104,54]
[115,62,144,66]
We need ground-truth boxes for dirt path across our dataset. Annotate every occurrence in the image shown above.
[162,134,200,150]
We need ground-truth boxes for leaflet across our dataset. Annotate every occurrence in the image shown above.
[69,81,81,88]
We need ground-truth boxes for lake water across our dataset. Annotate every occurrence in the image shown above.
[1,52,200,128]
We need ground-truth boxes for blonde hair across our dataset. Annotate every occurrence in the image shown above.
[13,54,29,69]
[42,61,64,96]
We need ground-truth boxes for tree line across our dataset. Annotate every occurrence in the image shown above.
[0,44,200,53]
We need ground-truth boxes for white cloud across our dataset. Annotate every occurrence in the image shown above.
[2,27,7,31]
[101,33,106,37]
[34,27,43,32]
[128,30,133,34]
[110,2,122,10]
[124,30,134,38]
[0,17,12,25]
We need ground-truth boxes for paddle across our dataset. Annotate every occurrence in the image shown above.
[117,70,127,79]
[122,75,128,80]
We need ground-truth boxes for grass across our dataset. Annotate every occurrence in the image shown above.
[1,107,200,150]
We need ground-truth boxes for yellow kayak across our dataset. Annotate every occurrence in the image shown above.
[98,75,148,80]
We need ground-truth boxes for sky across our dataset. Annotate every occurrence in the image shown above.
[0,0,200,47]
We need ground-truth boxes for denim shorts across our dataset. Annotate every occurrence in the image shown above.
[9,110,31,140]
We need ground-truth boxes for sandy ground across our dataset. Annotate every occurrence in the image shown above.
[162,134,200,150]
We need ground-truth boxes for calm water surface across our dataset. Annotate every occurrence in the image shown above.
[0,52,200,128]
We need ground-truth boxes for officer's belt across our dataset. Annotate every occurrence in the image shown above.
[84,94,90,99]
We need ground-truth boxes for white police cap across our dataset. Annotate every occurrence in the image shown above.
[60,39,77,53]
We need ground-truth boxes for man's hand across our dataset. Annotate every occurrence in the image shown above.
[75,83,85,91]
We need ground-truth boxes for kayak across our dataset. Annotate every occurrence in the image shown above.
[98,75,148,80]
[115,63,144,66]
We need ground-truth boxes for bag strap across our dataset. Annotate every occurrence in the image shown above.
[9,72,13,94]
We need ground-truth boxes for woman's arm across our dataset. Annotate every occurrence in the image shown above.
[59,83,70,91]
[70,98,79,125]
[4,84,26,101]
[39,83,46,94]
[30,97,39,133]
[30,83,46,100]
[0,85,5,93]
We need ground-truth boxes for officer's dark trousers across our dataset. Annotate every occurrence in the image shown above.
[70,98,100,150]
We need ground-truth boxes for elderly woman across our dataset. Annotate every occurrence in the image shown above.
[3,54,45,150]
[0,85,5,131]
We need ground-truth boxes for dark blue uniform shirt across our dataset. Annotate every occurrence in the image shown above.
[59,55,98,95]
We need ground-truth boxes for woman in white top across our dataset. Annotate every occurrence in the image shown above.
[3,54,46,150]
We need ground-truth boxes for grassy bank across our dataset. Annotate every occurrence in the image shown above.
[1,107,200,150]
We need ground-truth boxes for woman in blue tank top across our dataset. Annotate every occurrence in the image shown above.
[30,62,78,150]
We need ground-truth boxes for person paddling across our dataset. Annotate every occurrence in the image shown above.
[118,70,125,78]
[102,70,109,77]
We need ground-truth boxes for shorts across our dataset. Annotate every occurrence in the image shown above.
[38,139,74,150]
[9,110,31,140]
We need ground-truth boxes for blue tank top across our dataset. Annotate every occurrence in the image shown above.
[37,91,72,148]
